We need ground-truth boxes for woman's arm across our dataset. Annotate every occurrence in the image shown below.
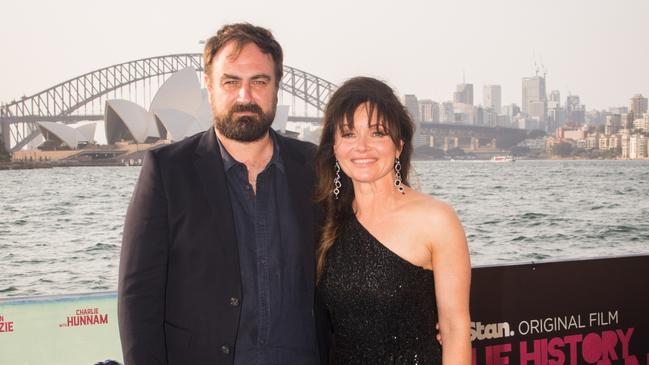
[428,202,472,365]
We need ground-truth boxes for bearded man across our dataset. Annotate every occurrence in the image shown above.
[118,23,322,365]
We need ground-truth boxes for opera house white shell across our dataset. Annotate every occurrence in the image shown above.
[104,67,212,144]
[103,67,292,145]
[37,121,96,149]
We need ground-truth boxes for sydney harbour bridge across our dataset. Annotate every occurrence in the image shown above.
[0,53,526,153]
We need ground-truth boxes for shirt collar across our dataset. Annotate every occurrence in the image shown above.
[215,128,285,174]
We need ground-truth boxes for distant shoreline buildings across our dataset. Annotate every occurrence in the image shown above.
[4,65,649,161]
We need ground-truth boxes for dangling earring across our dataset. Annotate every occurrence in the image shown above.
[394,157,405,194]
[333,160,342,199]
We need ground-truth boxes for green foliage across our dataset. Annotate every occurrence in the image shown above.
[0,140,9,162]
[552,142,574,157]
[510,146,531,157]
[527,129,547,139]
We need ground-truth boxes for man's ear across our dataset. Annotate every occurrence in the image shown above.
[204,74,213,93]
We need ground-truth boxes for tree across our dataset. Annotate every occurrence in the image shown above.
[510,146,531,157]
[552,142,573,157]
[0,140,9,162]
[527,129,547,139]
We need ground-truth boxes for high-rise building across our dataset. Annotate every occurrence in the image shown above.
[440,102,454,123]
[565,95,586,124]
[522,76,546,116]
[453,83,473,105]
[605,114,622,135]
[403,94,427,147]
[502,104,521,119]
[483,85,501,114]
[548,90,561,109]
[403,94,420,122]
[418,99,439,122]
[630,94,648,117]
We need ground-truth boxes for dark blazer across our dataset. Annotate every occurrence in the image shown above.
[118,129,322,365]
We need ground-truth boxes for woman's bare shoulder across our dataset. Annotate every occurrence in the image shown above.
[402,189,459,222]
[401,189,465,246]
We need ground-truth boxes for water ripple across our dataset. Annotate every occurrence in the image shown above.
[2,162,649,297]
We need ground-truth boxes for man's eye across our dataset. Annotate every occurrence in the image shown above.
[252,80,267,86]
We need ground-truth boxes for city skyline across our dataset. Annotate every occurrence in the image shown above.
[1,0,647,110]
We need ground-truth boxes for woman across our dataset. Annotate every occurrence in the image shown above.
[315,77,471,364]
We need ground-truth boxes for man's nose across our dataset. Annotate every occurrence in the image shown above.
[237,83,252,103]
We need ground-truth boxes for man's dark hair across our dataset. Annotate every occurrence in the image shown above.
[203,23,283,86]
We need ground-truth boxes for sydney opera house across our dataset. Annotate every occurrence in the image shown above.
[24,68,294,162]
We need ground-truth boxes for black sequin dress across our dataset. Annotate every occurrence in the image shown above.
[318,215,442,364]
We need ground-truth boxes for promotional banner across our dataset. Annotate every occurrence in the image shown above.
[470,255,649,365]
[0,292,122,364]
[1,255,647,364]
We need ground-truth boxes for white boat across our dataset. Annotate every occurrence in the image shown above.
[491,155,515,162]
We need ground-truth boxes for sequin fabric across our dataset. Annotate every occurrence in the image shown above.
[318,215,442,364]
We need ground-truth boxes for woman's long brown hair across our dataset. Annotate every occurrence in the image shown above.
[314,76,414,282]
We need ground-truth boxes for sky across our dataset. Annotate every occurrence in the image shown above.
[1,0,648,110]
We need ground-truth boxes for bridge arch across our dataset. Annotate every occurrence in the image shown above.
[0,54,337,151]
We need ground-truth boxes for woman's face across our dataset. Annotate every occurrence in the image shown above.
[333,103,402,186]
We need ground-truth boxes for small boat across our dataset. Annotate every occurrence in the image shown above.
[491,155,515,162]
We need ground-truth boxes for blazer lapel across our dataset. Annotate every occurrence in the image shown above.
[280,136,316,292]
[193,129,239,260]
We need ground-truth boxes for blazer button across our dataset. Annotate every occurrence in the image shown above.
[221,345,231,355]
[230,297,240,306]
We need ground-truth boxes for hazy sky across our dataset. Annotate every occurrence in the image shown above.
[1,0,648,110]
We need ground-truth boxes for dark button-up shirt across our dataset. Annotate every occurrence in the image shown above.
[217,131,317,365]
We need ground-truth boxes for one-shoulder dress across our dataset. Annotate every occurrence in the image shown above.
[318,215,442,364]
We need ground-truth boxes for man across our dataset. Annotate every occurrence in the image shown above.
[118,23,323,365]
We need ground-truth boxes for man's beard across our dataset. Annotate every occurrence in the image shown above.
[213,102,276,142]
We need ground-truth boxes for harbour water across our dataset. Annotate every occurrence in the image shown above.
[1,159,648,297]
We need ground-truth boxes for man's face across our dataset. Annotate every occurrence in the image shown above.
[206,42,278,142]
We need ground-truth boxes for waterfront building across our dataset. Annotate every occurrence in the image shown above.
[453,83,474,105]
[599,135,609,150]
[418,99,439,122]
[576,138,587,149]
[606,114,623,135]
[36,122,96,150]
[629,134,648,159]
[630,94,648,118]
[632,114,649,131]
[558,126,587,141]
[620,131,631,158]
[483,85,502,114]
[586,133,600,149]
[608,135,621,151]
